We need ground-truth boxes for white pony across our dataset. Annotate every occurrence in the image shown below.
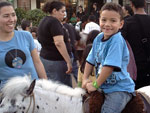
[0,75,86,113]
[0,75,150,113]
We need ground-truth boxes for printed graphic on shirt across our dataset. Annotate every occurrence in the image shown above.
[104,74,117,85]
[5,49,26,68]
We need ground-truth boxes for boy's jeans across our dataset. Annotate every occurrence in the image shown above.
[101,91,132,113]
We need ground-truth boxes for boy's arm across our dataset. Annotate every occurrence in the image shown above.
[96,66,114,86]
[86,66,114,93]
[82,62,93,89]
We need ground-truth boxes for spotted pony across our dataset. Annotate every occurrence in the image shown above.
[0,75,85,113]
[0,75,150,113]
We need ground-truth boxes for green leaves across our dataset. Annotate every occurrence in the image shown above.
[15,8,27,26]
[26,9,47,26]
[15,8,47,27]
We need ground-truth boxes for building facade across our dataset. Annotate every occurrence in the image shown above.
[6,0,150,15]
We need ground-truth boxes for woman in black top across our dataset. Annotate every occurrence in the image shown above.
[38,1,72,87]
[76,5,85,20]
[91,3,100,24]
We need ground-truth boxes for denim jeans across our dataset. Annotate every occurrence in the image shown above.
[40,57,72,87]
[101,91,132,113]
[71,60,78,81]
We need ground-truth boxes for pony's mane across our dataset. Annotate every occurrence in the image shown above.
[2,75,86,98]
[36,79,86,97]
[2,75,32,98]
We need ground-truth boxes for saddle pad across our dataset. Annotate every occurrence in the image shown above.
[137,86,150,105]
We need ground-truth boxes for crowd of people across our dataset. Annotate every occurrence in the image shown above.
[0,0,150,113]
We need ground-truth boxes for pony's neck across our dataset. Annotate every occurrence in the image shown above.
[33,88,83,113]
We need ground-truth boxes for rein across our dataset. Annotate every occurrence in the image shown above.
[22,92,35,113]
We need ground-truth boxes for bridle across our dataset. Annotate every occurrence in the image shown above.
[22,92,35,113]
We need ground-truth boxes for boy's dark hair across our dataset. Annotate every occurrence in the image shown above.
[42,1,65,14]
[21,20,31,30]
[0,1,12,10]
[130,0,145,8]
[88,15,96,22]
[124,4,134,16]
[101,2,124,20]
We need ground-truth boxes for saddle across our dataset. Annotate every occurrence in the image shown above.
[83,91,150,113]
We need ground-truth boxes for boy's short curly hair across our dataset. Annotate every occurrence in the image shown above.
[101,2,124,20]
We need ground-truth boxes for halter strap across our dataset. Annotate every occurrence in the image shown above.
[24,92,35,113]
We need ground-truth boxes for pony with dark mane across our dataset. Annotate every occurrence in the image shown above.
[0,75,150,113]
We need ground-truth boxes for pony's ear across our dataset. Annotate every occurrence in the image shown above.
[26,79,36,95]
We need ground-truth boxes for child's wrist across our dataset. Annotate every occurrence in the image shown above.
[92,81,99,89]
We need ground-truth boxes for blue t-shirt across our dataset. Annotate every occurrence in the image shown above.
[87,32,135,93]
[0,30,38,86]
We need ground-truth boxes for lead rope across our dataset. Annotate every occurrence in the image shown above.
[25,92,35,113]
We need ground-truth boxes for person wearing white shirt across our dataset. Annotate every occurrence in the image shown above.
[84,15,101,34]
[31,27,41,55]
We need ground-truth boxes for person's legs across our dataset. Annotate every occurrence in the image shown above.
[71,60,78,81]
[101,92,132,113]
[40,57,72,87]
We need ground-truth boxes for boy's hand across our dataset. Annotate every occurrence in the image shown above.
[82,79,91,89]
[86,82,97,93]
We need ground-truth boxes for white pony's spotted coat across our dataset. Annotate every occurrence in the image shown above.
[0,75,86,113]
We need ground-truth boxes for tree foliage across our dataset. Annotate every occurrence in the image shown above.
[15,8,47,27]
[15,8,27,26]
[26,9,47,26]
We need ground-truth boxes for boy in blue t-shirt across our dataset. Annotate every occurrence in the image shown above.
[82,2,135,113]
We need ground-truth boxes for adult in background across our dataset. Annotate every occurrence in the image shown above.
[21,19,32,32]
[38,1,73,87]
[62,18,81,81]
[0,1,47,89]
[30,26,41,55]
[122,4,134,20]
[75,15,88,64]
[84,15,101,34]
[122,4,137,81]
[121,0,150,89]
[91,2,100,24]
[76,5,85,20]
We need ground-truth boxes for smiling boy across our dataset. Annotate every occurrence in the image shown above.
[82,2,135,113]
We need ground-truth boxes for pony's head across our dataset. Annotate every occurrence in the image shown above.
[0,75,86,113]
[0,76,36,113]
